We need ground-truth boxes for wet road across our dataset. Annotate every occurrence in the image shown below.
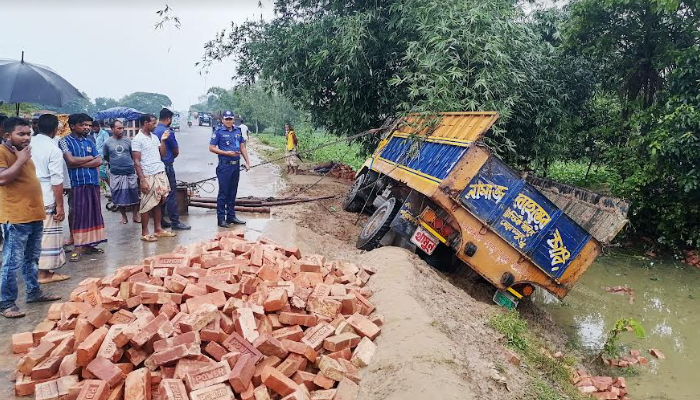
[0,124,282,398]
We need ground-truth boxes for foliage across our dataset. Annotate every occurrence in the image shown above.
[488,311,529,351]
[94,97,119,110]
[601,318,646,359]
[118,92,172,115]
[257,127,367,170]
[42,92,96,115]
[0,103,38,117]
[199,83,302,134]
[546,160,618,192]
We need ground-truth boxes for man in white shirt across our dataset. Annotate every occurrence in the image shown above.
[132,114,176,242]
[31,114,69,284]
[234,114,250,140]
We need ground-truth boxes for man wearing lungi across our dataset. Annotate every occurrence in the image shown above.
[103,120,140,224]
[0,117,61,318]
[59,113,107,262]
[32,114,70,284]
[209,110,251,228]
[132,114,176,242]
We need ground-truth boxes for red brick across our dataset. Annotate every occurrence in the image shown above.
[31,354,63,380]
[163,274,189,294]
[47,303,64,320]
[273,325,304,342]
[140,291,183,305]
[334,377,358,400]
[205,341,228,361]
[59,354,79,377]
[108,309,137,325]
[15,373,36,396]
[159,302,180,320]
[185,360,231,391]
[312,373,334,390]
[12,332,34,354]
[159,378,188,400]
[153,331,201,353]
[34,379,59,400]
[310,389,336,400]
[33,320,57,342]
[76,379,109,400]
[649,348,666,359]
[235,308,260,343]
[261,365,298,397]
[189,383,235,400]
[106,382,124,400]
[293,370,317,391]
[56,375,80,396]
[130,313,170,348]
[277,354,307,377]
[180,303,218,333]
[301,323,334,350]
[327,348,352,361]
[18,341,56,374]
[200,314,222,342]
[253,334,289,359]
[125,347,148,367]
[86,357,125,388]
[186,291,227,313]
[281,339,317,362]
[592,376,614,391]
[174,359,214,380]
[114,314,155,347]
[148,342,201,369]
[74,318,95,345]
[281,386,312,400]
[227,353,256,393]
[317,356,346,381]
[83,285,104,308]
[154,253,191,269]
[337,359,360,384]
[350,336,376,367]
[323,333,360,352]
[345,313,380,340]
[85,307,113,328]
[95,324,126,363]
[349,291,374,315]
[124,368,151,400]
[50,336,76,358]
[279,312,317,327]
[264,288,289,312]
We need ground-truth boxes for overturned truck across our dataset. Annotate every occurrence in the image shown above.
[343,112,629,307]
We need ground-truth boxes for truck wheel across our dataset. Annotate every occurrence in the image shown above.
[356,197,400,251]
[342,173,367,213]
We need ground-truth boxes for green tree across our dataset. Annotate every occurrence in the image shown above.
[118,92,172,115]
[94,97,119,111]
[41,92,96,115]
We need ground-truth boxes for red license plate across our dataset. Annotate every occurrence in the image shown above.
[411,226,439,255]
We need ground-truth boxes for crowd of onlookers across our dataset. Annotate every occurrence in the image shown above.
[0,108,187,318]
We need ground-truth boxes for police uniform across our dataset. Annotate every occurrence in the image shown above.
[210,117,246,224]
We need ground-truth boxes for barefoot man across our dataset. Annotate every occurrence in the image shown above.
[132,114,176,242]
[103,120,140,224]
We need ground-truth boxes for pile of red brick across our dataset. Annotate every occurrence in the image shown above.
[602,348,665,368]
[574,371,630,400]
[328,164,356,181]
[12,232,382,400]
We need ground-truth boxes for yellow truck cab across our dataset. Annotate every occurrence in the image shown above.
[344,112,628,307]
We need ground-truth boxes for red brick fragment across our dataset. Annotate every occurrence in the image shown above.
[261,365,298,397]
[189,382,235,400]
[333,377,359,400]
[35,380,59,400]
[86,357,125,388]
[19,341,57,374]
[159,378,188,400]
[76,379,109,400]
[124,368,151,400]
[185,360,231,391]
[12,332,34,354]
[346,313,380,340]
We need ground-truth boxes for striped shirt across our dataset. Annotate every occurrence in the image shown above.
[132,131,165,176]
[59,134,99,187]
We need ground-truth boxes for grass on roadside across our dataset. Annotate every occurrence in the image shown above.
[488,311,589,400]
[256,129,368,170]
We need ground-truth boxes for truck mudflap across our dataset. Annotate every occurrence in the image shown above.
[459,156,594,280]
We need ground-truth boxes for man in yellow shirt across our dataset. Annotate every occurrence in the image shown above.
[285,123,299,175]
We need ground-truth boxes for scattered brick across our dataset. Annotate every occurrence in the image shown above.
[350,337,377,367]
[76,379,109,400]
[86,357,125,388]
[12,331,34,354]
[261,365,298,397]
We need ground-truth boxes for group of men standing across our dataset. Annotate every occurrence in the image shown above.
[0,108,190,318]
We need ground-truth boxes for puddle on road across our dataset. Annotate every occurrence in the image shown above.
[535,252,700,400]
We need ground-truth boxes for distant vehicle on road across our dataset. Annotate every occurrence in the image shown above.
[199,113,211,126]
[171,112,181,131]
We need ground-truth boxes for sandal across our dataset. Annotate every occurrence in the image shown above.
[1,306,25,318]
[69,252,81,262]
[38,273,71,284]
[141,235,158,242]
[26,293,62,304]
[85,247,104,254]
[154,231,177,238]
[63,239,74,247]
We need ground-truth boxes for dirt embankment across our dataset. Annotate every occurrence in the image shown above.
[262,170,576,399]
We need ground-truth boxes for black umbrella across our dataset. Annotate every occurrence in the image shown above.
[0,52,84,116]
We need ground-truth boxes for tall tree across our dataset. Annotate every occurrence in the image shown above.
[119,92,172,114]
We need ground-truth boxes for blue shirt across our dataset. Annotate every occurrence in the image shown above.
[95,129,110,156]
[59,134,99,187]
[210,126,245,162]
[153,123,178,164]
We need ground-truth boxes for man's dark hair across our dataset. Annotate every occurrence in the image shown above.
[68,113,93,127]
[159,108,174,120]
[110,120,123,129]
[92,120,101,128]
[38,114,59,135]
[0,114,8,133]
[2,117,31,134]
[139,114,156,125]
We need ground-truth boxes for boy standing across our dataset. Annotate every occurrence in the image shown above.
[0,117,61,318]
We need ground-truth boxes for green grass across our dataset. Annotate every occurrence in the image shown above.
[488,311,589,400]
[256,129,368,170]
[546,160,618,192]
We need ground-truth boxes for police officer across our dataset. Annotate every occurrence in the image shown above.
[209,110,251,227]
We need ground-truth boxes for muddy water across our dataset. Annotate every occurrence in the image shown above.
[535,252,700,400]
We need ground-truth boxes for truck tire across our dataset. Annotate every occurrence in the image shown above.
[342,173,367,213]
[356,197,400,251]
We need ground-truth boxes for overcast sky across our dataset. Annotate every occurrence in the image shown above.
[0,0,274,111]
